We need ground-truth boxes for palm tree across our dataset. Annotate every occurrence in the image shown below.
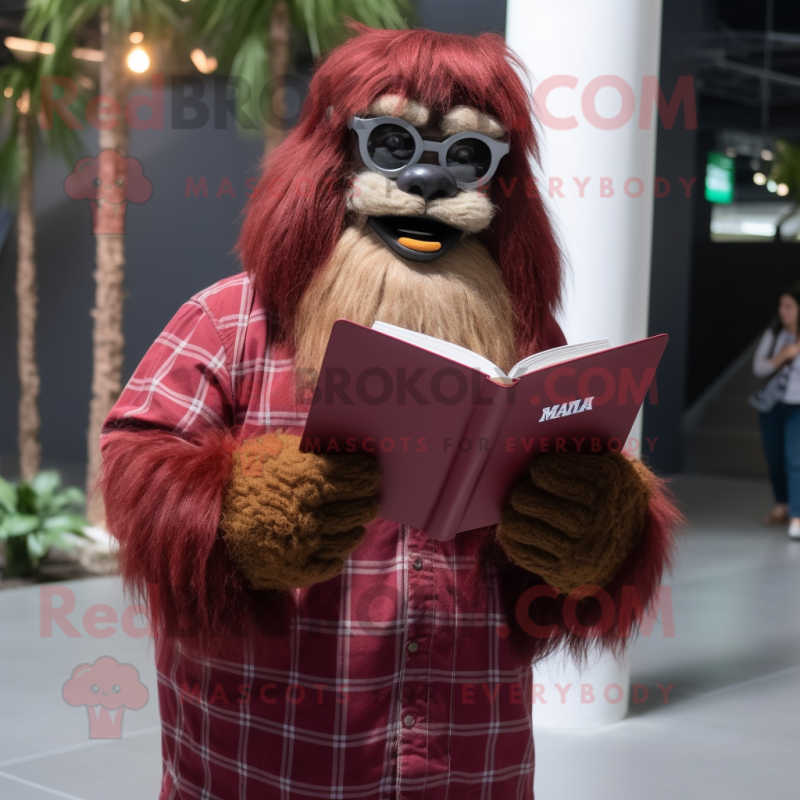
[194,0,414,159]
[25,0,179,524]
[0,52,82,482]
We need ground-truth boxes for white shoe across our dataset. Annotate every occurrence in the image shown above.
[789,520,800,539]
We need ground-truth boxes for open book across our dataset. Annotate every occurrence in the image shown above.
[373,320,610,383]
[301,320,668,541]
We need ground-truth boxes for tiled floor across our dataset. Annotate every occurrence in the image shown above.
[0,473,798,799]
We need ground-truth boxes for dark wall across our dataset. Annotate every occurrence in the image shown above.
[416,0,505,34]
[685,242,800,406]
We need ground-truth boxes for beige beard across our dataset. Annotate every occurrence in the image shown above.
[294,224,518,376]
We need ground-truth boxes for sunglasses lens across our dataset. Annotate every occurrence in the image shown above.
[367,123,417,170]
[445,137,493,184]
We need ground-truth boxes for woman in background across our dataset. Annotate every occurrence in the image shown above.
[752,284,800,539]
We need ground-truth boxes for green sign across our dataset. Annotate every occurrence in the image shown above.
[705,151,735,204]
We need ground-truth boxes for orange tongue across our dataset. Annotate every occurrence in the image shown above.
[398,237,442,253]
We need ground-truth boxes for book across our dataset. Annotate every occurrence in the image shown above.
[300,320,668,541]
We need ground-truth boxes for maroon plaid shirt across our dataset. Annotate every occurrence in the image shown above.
[103,274,539,799]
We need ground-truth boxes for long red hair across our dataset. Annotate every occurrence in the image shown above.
[238,24,564,355]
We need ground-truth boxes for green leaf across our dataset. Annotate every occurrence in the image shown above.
[230,31,270,133]
[41,530,82,551]
[1,514,41,538]
[31,471,61,496]
[26,532,47,562]
[0,478,16,514]
[42,513,89,534]
[48,486,85,513]
[58,486,86,507]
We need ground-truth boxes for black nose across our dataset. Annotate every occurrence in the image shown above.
[395,164,458,202]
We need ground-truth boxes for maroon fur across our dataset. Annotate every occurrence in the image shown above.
[100,427,295,652]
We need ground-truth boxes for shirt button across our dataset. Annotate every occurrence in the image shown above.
[407,642,419,653]
[411,555,423,571]
[404,714,415,727]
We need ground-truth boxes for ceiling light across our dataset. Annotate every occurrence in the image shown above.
[4,36,55,55]
[72,47,104,62]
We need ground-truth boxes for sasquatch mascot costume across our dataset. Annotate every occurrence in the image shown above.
[101,25,680,800]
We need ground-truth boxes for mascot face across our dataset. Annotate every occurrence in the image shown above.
[294,91,518,375]
[239,27,563,377]
[346,94,508,262]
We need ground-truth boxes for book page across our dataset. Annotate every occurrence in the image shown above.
[372,321,610,382]
[371,321,508,379]
[508,340,610,379]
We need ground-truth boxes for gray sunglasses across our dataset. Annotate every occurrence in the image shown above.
[347,115,510,190]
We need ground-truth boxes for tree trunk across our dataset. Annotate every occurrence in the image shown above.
[15,111,41,482]
[86,7,130,525]
[265,0,290,159]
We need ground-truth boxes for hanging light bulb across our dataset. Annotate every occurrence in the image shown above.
[753,172,767,185]
[777,183,790,197]
[127,47,150,73]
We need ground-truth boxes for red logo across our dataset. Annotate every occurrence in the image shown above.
[62,656,148,739]
[64,150,152,234]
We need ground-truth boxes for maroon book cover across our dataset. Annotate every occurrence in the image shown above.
[300,320,668,541]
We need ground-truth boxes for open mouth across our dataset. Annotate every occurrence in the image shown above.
[368,215,462,262]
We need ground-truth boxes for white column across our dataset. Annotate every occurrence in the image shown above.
[507,0,663,727]
[507,0,662,348]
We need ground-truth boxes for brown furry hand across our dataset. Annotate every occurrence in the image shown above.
[220,432,381,591]
[496,452,652,595]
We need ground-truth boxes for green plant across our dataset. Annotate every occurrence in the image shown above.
[0,471,89,578]
[769,140,800,241]
[770,140,800,197]
[194,0,415,154]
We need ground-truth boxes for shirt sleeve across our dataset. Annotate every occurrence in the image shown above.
[101,299,235,449]
[753,328,778,378]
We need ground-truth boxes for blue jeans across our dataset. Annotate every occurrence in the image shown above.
[759,402,800,518]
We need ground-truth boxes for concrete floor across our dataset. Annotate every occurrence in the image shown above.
[0,473,798,799]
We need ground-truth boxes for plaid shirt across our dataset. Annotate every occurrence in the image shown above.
[103,274,538,800]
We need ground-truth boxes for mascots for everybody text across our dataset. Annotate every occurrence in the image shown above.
[101,25,680,800]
